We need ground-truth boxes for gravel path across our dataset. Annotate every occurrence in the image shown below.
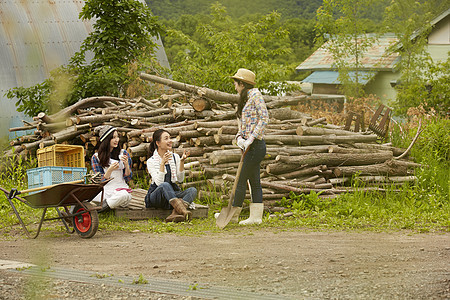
[1,229,449,299]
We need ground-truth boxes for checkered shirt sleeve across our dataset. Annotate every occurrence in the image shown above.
[238,88,269,141]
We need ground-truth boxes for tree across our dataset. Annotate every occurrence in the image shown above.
[383,0,449,116]
[315,0,379,99]
[166,3,292,94]
[7,0,163,117]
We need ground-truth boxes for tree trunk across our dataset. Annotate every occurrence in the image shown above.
[223,174,315,194]
[272,166,324,179]
[214,134,235,145]
[332,159,413,177]
[264,134,378,146]
[210,149,243,164]
[352,143,406,157]
[140,73,240,104]
[265,162,302,175]
[194,119,237,129]
[296,126,359,136]
[276,152,393,167]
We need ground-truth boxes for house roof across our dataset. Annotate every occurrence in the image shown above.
[302,70,377,85]
[296,35,400,72]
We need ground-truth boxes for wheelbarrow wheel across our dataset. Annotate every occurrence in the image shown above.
[73,202,99,239]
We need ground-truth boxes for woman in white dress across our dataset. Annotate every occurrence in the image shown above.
[91,125,132,210]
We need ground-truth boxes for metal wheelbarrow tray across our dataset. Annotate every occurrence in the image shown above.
[1,181,107,239]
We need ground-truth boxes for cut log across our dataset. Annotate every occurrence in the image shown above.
[329,175,418,185]
[306,117,327,126]
[223,174,316,194]
[265,162,302,175]
[276,152,393,167]
[274,166,324,179]
[352,143,406,157]
[194,120,237,129]
[332,159,413,177]
[296,126,359,136]
[214,134,235,145]
[218,125,238,135]
[140,73,240,104]
[51,96,128,121]
[190,97,212,112]
[209,149,243,164]
[176,130,203,141]
[269,108,308,121]
[264,134,378,146]
[129,143,150,157]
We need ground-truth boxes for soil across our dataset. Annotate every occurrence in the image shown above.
[0,228,449,299]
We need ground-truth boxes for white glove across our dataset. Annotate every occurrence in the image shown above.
[236,136,245,150]
[243,139,252,150]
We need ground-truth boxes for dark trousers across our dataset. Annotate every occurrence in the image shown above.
[145,182,197,209]
[233,139,266,207]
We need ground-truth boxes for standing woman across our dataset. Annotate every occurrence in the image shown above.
[145,129,197,222]
[91,125,132,210]
[230,68,269,225]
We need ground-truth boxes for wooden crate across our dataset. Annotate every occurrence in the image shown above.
[115,203,209,220]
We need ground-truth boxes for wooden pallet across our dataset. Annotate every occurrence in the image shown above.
[114,203,209,220]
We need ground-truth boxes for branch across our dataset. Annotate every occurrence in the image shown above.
[394,119,422,160]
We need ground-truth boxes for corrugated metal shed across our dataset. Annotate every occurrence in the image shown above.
[296,35,400,71]
[0,0,169,139]
[302,71,377,85]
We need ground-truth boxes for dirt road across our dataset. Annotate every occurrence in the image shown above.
[1,228,449,299]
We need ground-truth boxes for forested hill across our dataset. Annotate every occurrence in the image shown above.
[146,0,323,20]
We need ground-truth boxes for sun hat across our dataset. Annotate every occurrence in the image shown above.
[230,68,256,85]
[97,125,117,142]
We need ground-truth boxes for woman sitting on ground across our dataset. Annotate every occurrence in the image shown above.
[91,125,132,210]
[145,129,197,222]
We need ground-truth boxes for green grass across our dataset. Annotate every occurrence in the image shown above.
[1,117,448,237]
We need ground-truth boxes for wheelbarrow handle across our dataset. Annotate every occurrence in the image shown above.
[20,179,85,194]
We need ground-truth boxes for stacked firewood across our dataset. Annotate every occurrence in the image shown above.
[5,73,420,209]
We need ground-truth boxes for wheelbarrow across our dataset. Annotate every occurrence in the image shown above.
[0,179,108,239]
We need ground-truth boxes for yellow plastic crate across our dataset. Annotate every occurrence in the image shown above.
[37,144,85,168]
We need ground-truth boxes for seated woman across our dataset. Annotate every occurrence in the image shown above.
[91,125,132,210]
[145,129,197,222]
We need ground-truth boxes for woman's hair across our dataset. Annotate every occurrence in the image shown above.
[97,129,120,167]
[235,79,254,118]
[149,129,170,157]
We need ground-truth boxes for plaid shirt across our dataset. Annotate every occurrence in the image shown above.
[238,88,269,142]
[91,149,133,183]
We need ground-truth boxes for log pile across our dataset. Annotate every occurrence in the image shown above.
[5,74,419,211]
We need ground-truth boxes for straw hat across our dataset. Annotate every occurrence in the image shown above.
[230,68,256,85]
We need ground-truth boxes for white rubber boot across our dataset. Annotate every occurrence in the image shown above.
[214,207,242,223]
[239,203,264,225]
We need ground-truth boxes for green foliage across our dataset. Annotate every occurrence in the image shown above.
[390,115,449,208]
[167,3,292,94]
[6,0,163,117]
[147,0,323,20]
[425,55,450,115]
[0,154,38,234]
[383,0,449,116]
[132,274,148,284]
[5,81,51,117]
[315,0,380,99]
